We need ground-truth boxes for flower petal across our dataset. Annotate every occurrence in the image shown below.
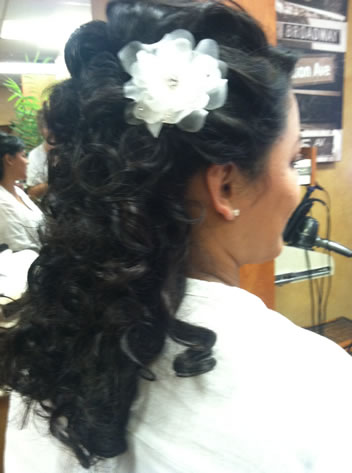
[164,29,195,47]
[206,79,228,110]
[218,60,228,78]
[163,109,188,124]
[118,41,143,74]
[147,122,163,138]
[124,81,143,101]
[195,39,219,59]
[156,38,193,71]
[177,110,209,133]
[134,103,163,124]
[125,103,143,125]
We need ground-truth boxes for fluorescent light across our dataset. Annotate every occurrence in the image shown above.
[1,12,91,50]
[0,62,57,75]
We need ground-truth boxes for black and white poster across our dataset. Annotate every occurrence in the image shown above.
[276,0,348,162]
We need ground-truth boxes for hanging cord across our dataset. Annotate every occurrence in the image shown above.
[304,184,332,329]
[304,248,316,327]
[319,186,332,326]
[313,186,331,327]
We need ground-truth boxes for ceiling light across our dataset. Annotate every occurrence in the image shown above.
[0,62,57,75]
[1,12,91,50]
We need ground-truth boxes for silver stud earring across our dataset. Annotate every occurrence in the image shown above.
[232,209,240,217]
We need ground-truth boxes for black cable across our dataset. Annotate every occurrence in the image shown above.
[304,248,316,327]
[314,185,331,326]
[320,186,332,325]
[306,183,332,330]
[314,274,323,325]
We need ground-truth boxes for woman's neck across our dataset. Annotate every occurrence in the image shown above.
[187,239,240,287]
[187,269,240,287]
[0,176,17,197]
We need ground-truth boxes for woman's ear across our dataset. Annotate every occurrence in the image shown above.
[3,153,14,167]
[205,163,240,221]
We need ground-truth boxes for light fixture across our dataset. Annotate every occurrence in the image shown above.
[1,12,91,51]
[0,61,58,75]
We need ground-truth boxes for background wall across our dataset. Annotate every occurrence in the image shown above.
[276,0,352,327]
[0,86,15,126]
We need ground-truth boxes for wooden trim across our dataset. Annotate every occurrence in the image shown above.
[240,261,275,308]
[0,397,9,473]
[300,146,318,186]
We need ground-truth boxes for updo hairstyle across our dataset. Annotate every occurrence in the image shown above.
[0,1,296,468]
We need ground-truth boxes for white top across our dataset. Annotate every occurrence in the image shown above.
[0,248,38,303]
[5,279,352,473]
[26,143,48,187]
[0,185,43,251]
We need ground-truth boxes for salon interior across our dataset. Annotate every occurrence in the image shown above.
[0,0,351,471]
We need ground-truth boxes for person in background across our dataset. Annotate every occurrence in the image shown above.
[1,1,352,473]
[26,109,52,201]
[0,132,43,252]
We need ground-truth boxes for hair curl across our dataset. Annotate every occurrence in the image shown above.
[0,132,24,180]
[0,0,296,468]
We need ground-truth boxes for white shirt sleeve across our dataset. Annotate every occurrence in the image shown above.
[26,143,48,187]
[0,248,38,302]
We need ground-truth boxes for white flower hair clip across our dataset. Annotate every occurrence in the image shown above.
[118,29,228,138]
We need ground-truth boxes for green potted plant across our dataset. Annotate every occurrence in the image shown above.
[3,77,43,152]
[3,54,53,152]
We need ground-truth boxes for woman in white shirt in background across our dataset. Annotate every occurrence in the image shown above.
[0,132,43,251]
[26,109,52,201]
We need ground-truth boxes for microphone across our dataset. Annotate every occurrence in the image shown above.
[314,237,352,257]
[293,216,352,258]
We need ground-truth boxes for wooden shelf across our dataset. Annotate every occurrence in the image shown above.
[306,317,352,353]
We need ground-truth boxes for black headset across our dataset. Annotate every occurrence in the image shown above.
[283,184,326,246]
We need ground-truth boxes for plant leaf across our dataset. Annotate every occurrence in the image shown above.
[7,93,18,102]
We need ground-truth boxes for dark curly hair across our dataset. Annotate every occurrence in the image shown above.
[0,0,297,468]
[0,132,24,180]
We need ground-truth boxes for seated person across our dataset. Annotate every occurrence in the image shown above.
[0,132,43,252]
[26,109,53,201]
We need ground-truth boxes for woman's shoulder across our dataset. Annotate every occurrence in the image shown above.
[180,278,352,375]
[0,186,19,213]
[12,185,27,202]
[179,279,352,424]
[129,281,352,473]
[0,185,29,206]
[182,278,267,319]
[14,185,31,200]
[0,185,11,201]
[181,278,288,338]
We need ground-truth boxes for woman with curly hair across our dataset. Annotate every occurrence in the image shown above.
[0,132,43,251]
[2,1,352,472]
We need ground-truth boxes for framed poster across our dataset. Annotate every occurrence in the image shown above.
[276,0,348,162]
[279,0,347,19]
